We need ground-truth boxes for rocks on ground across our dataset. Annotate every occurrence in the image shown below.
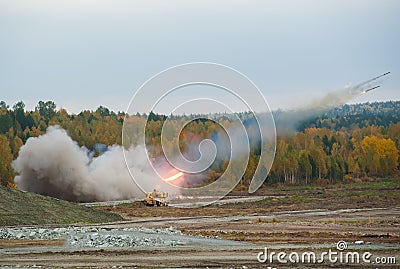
[0,226,184,248]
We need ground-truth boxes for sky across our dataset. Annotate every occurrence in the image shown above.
[0,0,399,114]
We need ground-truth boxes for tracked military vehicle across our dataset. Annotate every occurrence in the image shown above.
[143,190,169,206]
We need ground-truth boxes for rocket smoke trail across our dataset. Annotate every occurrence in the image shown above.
[274,72,390,133]
[12,73,390,201]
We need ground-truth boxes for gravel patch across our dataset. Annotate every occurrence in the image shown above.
[0,226,185,248]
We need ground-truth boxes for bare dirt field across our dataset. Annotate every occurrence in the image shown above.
[1,179,399,268]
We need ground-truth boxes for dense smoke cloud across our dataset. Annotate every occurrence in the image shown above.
[13,126,178,202]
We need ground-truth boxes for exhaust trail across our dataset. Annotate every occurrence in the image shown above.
[274,72,390,133]
[349,71,390,95]
[11,73,390,200]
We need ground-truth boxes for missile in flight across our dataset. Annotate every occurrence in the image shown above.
[363,85,380,93]
[351,71,390,95]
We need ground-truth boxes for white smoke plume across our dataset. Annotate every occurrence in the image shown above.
[274,73,389,133]
[13,126,179,202]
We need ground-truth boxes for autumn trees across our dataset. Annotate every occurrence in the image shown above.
[0,100,399,188]
[267,128,398,185]
[36,101,56,123]
[360,136,399,176]
[0,135,14,186]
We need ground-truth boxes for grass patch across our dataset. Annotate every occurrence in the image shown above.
[279,194,315,203]
[0,186,123,226]
[278,185,321,191]
[346,177,400,190]
[365,178,400,189]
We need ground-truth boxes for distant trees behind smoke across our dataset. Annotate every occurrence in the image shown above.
[298,101,400,131]
[0,100,399,188]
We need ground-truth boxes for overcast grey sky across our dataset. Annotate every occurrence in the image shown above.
[0,0,399,114]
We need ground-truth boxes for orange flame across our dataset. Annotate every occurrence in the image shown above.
[163,171,184,182]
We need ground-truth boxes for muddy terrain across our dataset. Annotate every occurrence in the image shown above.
[0,178,399,268]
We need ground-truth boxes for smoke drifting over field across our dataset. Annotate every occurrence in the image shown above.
[12,74,388,201]
[13,126,177,202]
[274,73,388,133]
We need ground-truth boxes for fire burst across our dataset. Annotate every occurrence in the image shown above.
[163,171,184,182]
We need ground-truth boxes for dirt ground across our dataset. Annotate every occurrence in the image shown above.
[1,179,399,268]
[1,207,399,268]
[127,207,400,244]
[100,179,400,220]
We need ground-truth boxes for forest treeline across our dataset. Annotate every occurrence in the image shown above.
[0,100,399,188]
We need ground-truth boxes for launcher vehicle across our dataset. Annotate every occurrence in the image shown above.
[143,189,169,206]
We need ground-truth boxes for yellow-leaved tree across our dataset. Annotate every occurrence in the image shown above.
[0,134,14,187]
[361,136,399,176]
